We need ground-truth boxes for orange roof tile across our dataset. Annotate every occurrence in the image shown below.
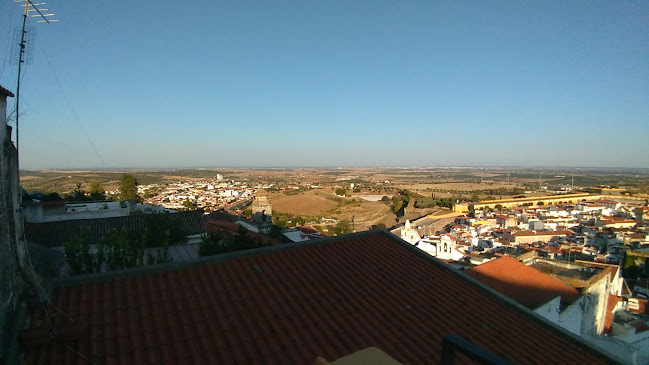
[21,231,612,364]
[204,217,281,246]
[465,256,580,309]
[604,295,621,332]
[513,230,572,237]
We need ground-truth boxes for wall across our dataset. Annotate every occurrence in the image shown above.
[24,201,134,223]
[0,89,31,364]
[583,334,639,365]
[558,296,585,335]
[534,296,560,323]
[581,273,610,336]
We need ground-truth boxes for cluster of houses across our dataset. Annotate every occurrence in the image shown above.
[401,196,649,364]
[139,177,255,211]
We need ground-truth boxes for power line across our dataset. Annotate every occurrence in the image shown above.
[14,0,58,174]
[0,0,17,79]
[38,42,108,168]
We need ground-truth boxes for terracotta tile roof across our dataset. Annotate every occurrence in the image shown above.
[204,217,281,246]
[513,230,572,237]
[296,225,322,235]
[21,231,613,364]
[630,320,649,333]
[25,210,206,248]
[465,256,581,309]
[604,294,621,332]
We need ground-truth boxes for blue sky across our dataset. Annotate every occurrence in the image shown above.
[1,0,647,169]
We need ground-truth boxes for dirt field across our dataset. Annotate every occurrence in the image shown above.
[269,190,338,216]
[269,190,395,230]
[399,182,519,198]
[403,182,515,191]
[338,201,394,229]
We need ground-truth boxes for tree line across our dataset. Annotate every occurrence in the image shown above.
[37,173,141,202]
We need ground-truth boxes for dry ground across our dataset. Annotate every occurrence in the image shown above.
[269,190,339,216]
[399,182,518,198]
[269,190,395,230]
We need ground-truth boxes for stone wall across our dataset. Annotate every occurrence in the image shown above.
[0,89,31,364]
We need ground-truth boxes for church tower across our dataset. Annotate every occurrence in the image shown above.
[251,191,273,234]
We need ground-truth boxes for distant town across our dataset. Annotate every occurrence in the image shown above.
[2,84,649,363]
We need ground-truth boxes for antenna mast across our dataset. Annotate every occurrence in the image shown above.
[13,0,58,163]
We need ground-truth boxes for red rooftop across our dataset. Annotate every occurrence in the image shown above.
[21,230,618,364]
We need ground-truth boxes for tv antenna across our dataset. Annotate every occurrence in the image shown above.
[12,0,58,165]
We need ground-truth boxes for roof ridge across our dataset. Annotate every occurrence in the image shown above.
[43,228,627,364]
[381,234,628,364]
[51,228,390,289]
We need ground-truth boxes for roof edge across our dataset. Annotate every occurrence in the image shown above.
[379,232,628,365]
[50,228,386,289]
[46,228,627,364]
[0,85,14,97]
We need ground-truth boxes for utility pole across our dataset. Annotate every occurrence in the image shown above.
[13,0,57,164]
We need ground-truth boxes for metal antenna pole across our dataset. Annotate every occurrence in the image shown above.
[15,1,29,155]
[13,0,58,172]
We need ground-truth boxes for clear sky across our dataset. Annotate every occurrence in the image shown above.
[1,0,647,169]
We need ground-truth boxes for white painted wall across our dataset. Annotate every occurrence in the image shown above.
[559,296,585,335]
[534,296,560,323]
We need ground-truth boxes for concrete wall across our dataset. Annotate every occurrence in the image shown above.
[0,90,31,364]
[583,334,639,365]
[581,273,610,336]
[559,296,585,335]
[24,201,135,223]
[534,296,560,323]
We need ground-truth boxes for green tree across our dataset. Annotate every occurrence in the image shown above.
[88,180,106,200]
[182,199,195,209]
[198,226,269,257]
[269,225,283,239]
[335,188,347,196]
[64,227,94,275]
[145,213,186,247]
[41,192,63,201]
[119,174,140,201]
[65,182,88,201]
[143,188,158,199]
[334,220,351,235]
[199,231,228,257]
[294,215,305,226]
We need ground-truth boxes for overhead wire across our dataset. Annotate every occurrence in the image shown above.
[8,4,99,363]
[0,0,17,80]
[37,40,108,168]
[64,344,98,365]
